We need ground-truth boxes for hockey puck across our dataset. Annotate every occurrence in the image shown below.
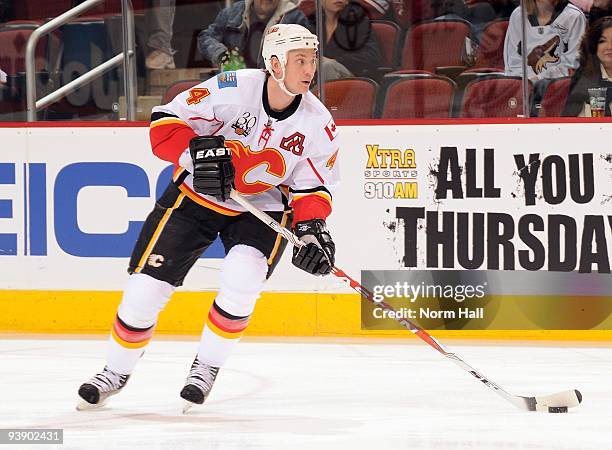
[548,406,568,413]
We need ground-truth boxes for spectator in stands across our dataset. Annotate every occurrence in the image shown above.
[432,0,471,22]
[198,0,310,69]
[145,0,177,70]
[570,0,593,14]
[563,16,612,115]
[308,0,383,80]
[299,0,392,20]
[569,0,612,23]
[359,0,392,19]
[431,0,481,41]
[463,0,516,37]
[504,0,587,81]
[389,0,434,28]
[432,0,515,40]
[589,0,612,22]
[481,0,520,18]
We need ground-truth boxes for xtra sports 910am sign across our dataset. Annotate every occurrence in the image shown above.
[333,123,612,275]
[329,123,612,330]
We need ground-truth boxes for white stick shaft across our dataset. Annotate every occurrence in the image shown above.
[230,190,303,247]
[228,189,579,412]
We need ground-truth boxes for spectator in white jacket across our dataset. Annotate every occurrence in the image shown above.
[503,0,586,81]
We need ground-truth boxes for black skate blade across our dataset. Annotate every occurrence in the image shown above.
[76,399,107,411]
[182,401,195,414]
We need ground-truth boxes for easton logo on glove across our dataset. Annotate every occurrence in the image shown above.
[195,148,232,159]
[189,135,235,202]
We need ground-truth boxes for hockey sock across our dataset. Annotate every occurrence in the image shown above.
[197,245,266,367]
[105,273,175,374]
[197,301,250,367]
[106,315,155,375]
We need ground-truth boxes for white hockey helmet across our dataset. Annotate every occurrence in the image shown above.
[262,24,319,96]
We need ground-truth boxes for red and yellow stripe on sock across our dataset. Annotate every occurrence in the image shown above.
[206,301,250,340]
[111,315,155,349]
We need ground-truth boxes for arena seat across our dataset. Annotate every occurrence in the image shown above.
[459,76,529,118]
[371,20,401,70]
[400,19,471,73]
[532,77,572,117]
[323,77,378,120]
[381,75,455,119]
[473,20,509,70]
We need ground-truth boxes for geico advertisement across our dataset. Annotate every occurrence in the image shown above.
[1,124,612,292]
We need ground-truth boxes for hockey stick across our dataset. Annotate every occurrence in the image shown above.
[230,189,582,413]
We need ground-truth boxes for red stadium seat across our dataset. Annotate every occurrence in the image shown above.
[473,20,509,70]
[0,27,49,75]
[323,78,378,120]
[400,19,471,72]
[162,79,202,104]
[381,76,455,119]
[371,20,401,69]
[459,76,530,118]
[535,77,572,117]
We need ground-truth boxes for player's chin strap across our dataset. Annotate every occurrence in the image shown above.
[270,66,298,97]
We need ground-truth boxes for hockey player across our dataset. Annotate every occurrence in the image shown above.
[77,24,340,412]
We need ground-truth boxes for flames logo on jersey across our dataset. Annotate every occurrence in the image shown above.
[231,112,257,136]
[225,140,286,194]
[280,132,305,156]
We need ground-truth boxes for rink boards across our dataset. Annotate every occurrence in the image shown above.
[0,120,611,339]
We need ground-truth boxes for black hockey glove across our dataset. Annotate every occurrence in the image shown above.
[292,219,335,276]
[189,135,235,202]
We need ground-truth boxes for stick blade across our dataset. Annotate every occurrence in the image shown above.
[518,389,582,412]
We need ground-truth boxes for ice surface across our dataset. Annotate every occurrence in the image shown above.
[0,338,610,450]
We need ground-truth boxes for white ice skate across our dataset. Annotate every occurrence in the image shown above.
[180,357,219,413]
[76,366,130,410]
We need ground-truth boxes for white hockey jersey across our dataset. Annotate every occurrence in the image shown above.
[149,69,340,222]
[504,2,586,80]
